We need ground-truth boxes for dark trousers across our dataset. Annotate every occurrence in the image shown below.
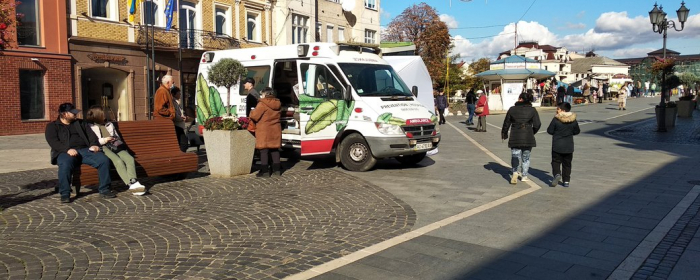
[57,148,112,197]
[551,151,573,183]
[438,108,445,124]
[476,116,486,131]
[175,126,188,152]
[259,149,280,167]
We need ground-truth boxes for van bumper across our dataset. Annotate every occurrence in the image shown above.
[365,135,441,158]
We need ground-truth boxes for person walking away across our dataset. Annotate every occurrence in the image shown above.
[249,87,282,177]
[45,103,115,203]
[547,102,580,188]
[501,91,541,184]
[435,89,448,125]
[154,75,175,120]
[644,80,650,97]
[651,82,657,96]
[583,81,592,104]
[244,78,260,117]
[565,84,574,104]
[627,82,634,98]
[602,82,610,101]
[636,80,643,97]
[86,106,147,195]
[618,82,629,110]
[475,90,489,132]
[171,87,190,152]
[556,85,566,105]
[466,89,477,125]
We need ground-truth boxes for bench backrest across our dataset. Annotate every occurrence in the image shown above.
[114,120,181,157]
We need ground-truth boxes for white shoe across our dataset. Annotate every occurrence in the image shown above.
[521,176,530,182]
[550,174,561,187]
[132,192,146,196]
[128,181,146,192]
[510,172,518,185]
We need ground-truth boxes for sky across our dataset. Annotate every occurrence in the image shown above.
[379,0,700,61]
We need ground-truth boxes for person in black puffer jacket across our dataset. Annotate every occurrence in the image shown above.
[501,90,541,185]
[547,102,580,188]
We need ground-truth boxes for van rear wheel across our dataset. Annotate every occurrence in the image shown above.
[396,152,426,165]
[340,134,377,172]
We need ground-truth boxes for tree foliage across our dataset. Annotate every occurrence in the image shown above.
[383,3,452,84]
[207,58,247,115]
[464,58,491,90]
[678,72,699,89]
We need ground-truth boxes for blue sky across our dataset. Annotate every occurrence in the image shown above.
[379,0,700,61]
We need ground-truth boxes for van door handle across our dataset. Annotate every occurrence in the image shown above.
[301,106,314,111]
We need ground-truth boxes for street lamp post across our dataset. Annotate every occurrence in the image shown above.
[649,1,690,132]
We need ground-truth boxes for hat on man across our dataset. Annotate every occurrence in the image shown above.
[58,103,80,115]
[476,90,484,94]
[244,78,255,85]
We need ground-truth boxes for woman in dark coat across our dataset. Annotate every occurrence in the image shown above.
[501,90,541,185]
[435,90,448,125]
[565,84,575,104]
[556,85,566,105]
[249,87,282,177]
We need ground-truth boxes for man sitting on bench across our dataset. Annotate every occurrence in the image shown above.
[45,103,116,203]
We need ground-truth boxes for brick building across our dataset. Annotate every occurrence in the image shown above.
[0,0,72,136]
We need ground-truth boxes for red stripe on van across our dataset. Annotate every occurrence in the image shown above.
[301,139,334,155]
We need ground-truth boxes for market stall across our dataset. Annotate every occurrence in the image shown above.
[475,56,556,110]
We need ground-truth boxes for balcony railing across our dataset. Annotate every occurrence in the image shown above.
[137,26,240,51]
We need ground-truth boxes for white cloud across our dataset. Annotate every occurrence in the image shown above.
[380,8,391,21]
[576,11,586,19]
[612,48,655,58]
[440,14,459,29]
[563,22,586,30]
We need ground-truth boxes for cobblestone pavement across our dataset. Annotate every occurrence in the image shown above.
[607,109,700,145]
[0,166,415,279]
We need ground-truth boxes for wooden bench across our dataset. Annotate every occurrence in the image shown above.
[72,120,199,187]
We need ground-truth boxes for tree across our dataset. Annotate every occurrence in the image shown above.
[678,72,698,94]
[207,58,247,115]
[464,58,491,90]
[383,3,452,83]
[0,0,20,50]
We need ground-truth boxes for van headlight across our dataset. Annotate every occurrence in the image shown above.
[375,122,403,135]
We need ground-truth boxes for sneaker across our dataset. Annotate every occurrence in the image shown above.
[100,191,117,199]
[132,192,146,196]
[128,181,146,192]
[510,172,518,185]
[550,174,561,187]
[521,176,530,182]
[61,196,71,203]
[563,182,570,188]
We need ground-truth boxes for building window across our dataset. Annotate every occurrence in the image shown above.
[247,12,260,42]
[326,25,334,43]
[16,0,40,46]
[338,26,345,42]
[91,0,119,21]
[19,70,45,120]
[142,0,165,26]
[215,6,230,36]
[364,29,376,44]
[365,0,376,9]
[292,14,308,44]
[179,1,198,48]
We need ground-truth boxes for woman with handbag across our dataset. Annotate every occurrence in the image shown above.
[501,90,541,185]
[475,90,489,132]
[86,106,147,195]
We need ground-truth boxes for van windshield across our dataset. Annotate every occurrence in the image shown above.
[338,63,413,97]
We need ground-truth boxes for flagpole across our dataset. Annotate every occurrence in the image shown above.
[145,0,152,120]
[151,0,156,118]
[177,0,184,105]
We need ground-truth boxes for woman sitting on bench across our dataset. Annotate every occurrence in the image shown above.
[86,106,147,195]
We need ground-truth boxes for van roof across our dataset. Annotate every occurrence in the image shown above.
[201,43,386,65]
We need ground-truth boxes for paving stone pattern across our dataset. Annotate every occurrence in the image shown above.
[607,109,700,145]
[632,192,700,280]
[0,168,415,279]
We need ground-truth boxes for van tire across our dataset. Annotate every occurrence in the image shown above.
[396,152,426,165]
[340,133,377,172]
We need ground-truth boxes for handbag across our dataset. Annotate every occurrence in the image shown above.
[475,106,484,114]
[105,138,125,153]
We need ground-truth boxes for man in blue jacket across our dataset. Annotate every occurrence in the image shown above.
[45,103,115,203]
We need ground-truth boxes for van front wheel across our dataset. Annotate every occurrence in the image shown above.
[340,134,377,172]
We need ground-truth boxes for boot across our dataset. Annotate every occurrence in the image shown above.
[271,163,282,177]
[256,165,270,178]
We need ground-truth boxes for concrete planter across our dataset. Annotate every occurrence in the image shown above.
[203,130,255,177]
[655,106,677,129]
[677,100,695,118]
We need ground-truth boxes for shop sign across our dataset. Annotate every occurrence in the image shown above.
[88,53,128,65]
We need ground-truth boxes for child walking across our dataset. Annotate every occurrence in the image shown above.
[547,102,580,187]
[249,87,282,177]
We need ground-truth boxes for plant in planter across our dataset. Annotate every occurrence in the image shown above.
[205,58,247,116]
[202,116,256,177]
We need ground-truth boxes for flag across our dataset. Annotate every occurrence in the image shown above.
[164,0,175,30]
[127,0,142,23]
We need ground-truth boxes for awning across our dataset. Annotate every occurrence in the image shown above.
[475,68,556,80]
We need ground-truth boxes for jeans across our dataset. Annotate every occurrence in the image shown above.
[511,147,532,177]
[564,95,573,104]
[57,148,112,197]
[467,104,475,124]
[552,151,573,183]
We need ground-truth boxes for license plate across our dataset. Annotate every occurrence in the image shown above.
[415,143,432,150]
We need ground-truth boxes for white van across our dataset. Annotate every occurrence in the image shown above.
[196,43,441,171]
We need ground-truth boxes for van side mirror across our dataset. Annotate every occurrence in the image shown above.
[412,86,418,97]
[344,84,353,103]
